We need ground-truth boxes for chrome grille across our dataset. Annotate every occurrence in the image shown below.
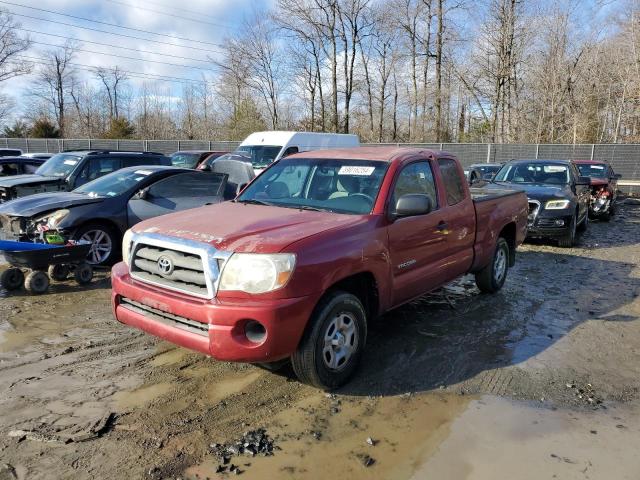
[128,232,231,299]
[527,200,541,226]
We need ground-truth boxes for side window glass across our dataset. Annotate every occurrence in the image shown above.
[282,146,299,158]
[147,173,226,198]
[87,157,121,181]
[391,162,438,211]
[438,158,465,206]
[24,163,41,174]
[0,163,19,176]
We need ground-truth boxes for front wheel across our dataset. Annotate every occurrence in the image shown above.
[24,270,50,294]
[73,223,119,266]
[475,237,510,293]
[291,291,367,390]
[1,268,24,291]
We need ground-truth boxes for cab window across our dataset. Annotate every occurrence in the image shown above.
[438,158,465,205]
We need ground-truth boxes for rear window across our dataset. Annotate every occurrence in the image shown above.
[122,155,167,167]
[438,158,465,205]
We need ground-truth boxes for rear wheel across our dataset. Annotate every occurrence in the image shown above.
[74,262,93,285]
[475,237,510,293]
[1,268,24,291]
[291,291,367,390]
[73,223,119,266]
[558,214,577,248]
[48,264,70,282]
[25,270,50,294]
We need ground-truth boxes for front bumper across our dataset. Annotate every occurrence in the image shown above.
[527,211,574,239]
[111,262,321,363]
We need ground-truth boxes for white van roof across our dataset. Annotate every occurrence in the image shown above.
[239,131,359,147]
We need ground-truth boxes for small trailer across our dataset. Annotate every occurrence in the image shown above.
[0,240,93,294]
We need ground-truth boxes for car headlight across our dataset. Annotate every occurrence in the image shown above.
[219,253,296,294]
[545,200,570,210]
[45,209,70,229]
[122,228,134,267]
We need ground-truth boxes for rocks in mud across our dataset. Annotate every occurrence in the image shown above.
[366,437,378,446]
[565,382,603,407]
[209,428,276,474]
[356,453,376,467]
[0,464,17,480]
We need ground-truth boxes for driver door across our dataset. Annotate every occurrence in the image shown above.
[127,172,227,225]
[387,160,450,306]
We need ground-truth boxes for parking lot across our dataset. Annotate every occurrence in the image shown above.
[0,201,638,479]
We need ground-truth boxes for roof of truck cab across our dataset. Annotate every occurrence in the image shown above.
[289,146,444,162]
[572,159,608,165]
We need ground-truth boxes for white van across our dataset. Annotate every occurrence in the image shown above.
[235,131,360,174]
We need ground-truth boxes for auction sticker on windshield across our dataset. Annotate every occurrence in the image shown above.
[134,170,152,175]
[338,166,376,176]
[63,160,78,166]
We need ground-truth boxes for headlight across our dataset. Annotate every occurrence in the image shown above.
[122,229,134,267]
[219,253,296,294]
[45,209,70,229]
[545,200,570,210]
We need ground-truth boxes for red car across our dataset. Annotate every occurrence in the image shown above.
[573,160,621,221]
[111,147,528,389]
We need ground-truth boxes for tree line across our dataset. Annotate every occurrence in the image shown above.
[0,0,638,144]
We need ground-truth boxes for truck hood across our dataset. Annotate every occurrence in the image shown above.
[0,174,63,188]
[0,192,102,217]
[133,201,367,253]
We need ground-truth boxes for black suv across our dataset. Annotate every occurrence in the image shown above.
[0,150,171,202]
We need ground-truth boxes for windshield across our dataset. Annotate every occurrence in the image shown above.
[577,163,608,178]
[170,153,200,168]
[237,158,388,215]
[494,162,570,185]
[235,145,282,169]
[74,168,154,197]
[35,153,82,178]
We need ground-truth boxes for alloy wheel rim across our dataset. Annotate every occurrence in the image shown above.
[322,312,358,371]
[81,229,112,265]
[494,247,507,283]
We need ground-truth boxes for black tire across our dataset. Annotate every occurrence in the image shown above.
[24,270,50,294]
[1,268,24,291]
[48,264,70,282]
[577,210,588,232]
[291,291,367,390]
[558,214,577,248]
[475,237,510,294]
[74,262,93,285]
[73,223,120,266]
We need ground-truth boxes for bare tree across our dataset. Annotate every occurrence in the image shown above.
[95,66,128,122]
[0,8,31,83]
[30,42,77,137]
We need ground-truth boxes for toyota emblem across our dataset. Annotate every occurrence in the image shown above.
[157,256,174,276]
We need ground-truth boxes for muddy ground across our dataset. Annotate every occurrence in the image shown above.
[1,203,640,479]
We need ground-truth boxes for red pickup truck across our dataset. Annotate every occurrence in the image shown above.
[111,147,528,389]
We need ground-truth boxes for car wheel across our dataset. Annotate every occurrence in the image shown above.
[48,264,70,281]
[1,268,24,291]
[475,237,510,293]
[291,291,367,390]
[577,210,589,232]
[73,223,119,266]
[25,270,50,294]
[558,214,577,248]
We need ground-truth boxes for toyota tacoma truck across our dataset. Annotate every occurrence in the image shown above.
[111,147,528,389]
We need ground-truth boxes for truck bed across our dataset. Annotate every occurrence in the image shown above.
[470,184,524,202]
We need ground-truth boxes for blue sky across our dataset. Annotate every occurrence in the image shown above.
[1,0,273,105]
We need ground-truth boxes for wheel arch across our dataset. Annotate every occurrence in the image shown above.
[498,222,517,266]
[323,271,380,322]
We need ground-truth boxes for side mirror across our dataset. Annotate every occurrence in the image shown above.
[199,164,212,172]
[133,188,149,200]
[576,176,591,186]
[394,194,432,218]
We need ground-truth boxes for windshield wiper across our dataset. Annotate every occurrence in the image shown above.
[235,199,273,206]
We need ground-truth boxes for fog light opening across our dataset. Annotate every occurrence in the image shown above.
[554,219,565,226]
[245,320,267,344]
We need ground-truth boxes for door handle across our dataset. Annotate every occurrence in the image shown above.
[436,221,449,232]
